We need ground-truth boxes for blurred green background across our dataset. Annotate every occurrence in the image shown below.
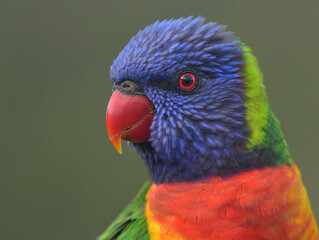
[1,1,319,239]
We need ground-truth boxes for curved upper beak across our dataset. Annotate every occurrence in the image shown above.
[106,90,154,154]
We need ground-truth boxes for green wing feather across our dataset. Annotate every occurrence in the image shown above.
[97,181,152,240]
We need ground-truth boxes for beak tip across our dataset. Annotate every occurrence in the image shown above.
[116,145,123,154]
[110,135,123,154]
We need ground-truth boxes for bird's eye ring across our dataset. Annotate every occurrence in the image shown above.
[179,73,196,90]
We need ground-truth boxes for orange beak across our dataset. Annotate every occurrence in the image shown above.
[106,90,154,154]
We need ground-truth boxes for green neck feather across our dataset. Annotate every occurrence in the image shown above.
[242,46,293,166]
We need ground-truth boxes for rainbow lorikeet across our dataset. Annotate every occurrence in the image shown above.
[100,17,318,240]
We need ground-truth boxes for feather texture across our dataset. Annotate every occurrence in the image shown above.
[146,164,318,240]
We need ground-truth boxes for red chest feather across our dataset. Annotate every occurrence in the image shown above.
[145,164,318,240]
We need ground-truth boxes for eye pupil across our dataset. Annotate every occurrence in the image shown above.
[179,73,196,90]
[182,75,193,86]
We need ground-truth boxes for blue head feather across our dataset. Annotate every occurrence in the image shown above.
[110,17,252,183]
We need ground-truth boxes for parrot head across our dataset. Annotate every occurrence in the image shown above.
[106,17,269,183]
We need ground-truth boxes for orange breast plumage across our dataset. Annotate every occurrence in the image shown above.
[145,164,318,240]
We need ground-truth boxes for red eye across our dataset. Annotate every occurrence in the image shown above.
[179,73,196,90]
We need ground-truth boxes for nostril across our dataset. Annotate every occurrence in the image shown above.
[122,82,131,89]
[118,80,145,95]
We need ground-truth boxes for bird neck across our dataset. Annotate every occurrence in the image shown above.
[136,108,293,184]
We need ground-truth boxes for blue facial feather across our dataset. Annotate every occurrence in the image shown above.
[110,17,252,183]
